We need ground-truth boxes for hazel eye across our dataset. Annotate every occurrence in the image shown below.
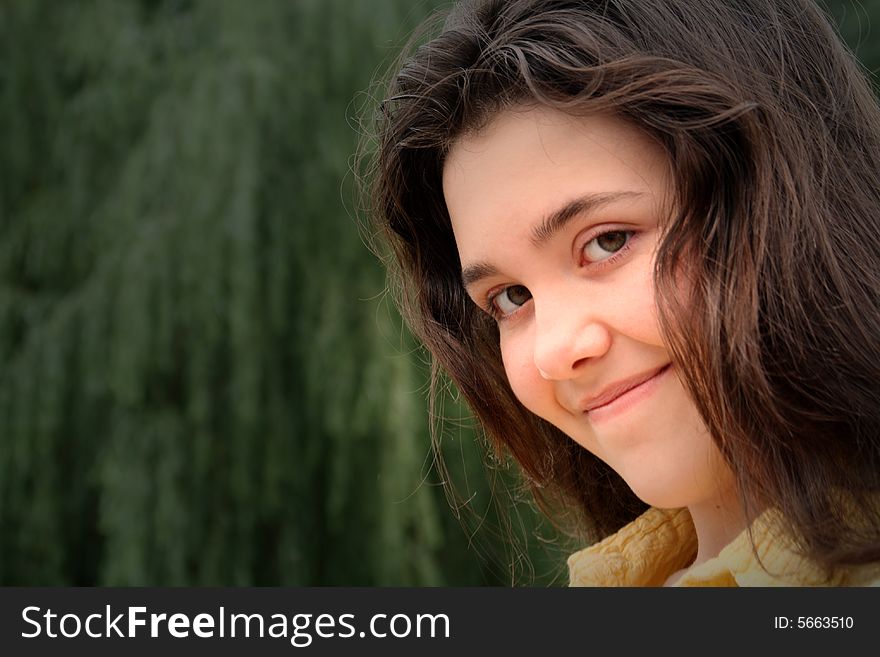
[583,230,633,263]
[491,284,532,317]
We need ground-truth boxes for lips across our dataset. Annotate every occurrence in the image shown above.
[578,364,671,413]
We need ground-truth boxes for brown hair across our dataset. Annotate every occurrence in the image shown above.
[364,0,880,570]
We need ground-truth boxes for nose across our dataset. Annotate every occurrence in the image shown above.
[532,296,612,380]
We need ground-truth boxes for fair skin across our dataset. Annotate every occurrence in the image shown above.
[443,106,748,583]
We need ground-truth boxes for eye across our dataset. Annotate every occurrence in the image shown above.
[582,230,633,263]
[490,284,532,318]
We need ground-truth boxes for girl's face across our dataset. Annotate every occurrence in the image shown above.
[443,106,734,510]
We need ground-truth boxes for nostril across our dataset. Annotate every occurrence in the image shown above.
[571,356,590,371]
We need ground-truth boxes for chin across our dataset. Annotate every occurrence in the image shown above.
[616,466,699,510]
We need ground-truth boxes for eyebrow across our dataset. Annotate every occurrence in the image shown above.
[460,190,646,290]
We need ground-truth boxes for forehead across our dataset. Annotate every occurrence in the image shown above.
[442,106,671,252]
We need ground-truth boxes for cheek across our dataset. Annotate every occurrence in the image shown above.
[617,260,665,347]
[499,330,552,413]
[648,250,696,339]
[634,291,664,346]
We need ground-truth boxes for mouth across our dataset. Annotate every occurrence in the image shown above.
[581,364,671,422]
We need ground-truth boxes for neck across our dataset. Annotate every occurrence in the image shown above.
[663,482,750,587]
[687,483,749,567]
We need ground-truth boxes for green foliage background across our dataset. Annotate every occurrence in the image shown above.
[0,0,877,586]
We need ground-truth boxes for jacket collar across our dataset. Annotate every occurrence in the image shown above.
[567,506,853,586]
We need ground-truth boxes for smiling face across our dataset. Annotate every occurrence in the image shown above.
[443,106,734,510]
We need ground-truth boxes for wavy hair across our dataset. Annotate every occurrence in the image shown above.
[365,0,880,570]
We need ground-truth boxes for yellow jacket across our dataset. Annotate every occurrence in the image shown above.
[567,507,880,586]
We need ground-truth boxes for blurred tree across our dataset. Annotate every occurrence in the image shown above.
[0,0,567,586]
[824,0,880,75]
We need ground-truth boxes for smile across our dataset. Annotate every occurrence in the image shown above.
[581,364,671,424]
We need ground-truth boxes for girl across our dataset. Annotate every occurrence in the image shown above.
[365,0,880,585]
